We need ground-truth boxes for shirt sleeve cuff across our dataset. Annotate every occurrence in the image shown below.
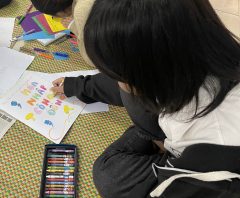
[64,77,76,97]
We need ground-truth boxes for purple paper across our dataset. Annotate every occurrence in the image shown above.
[21,11,42,33]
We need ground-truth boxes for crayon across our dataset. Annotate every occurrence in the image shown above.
[11,29,35,41]
[45,188,74,191]
[38,53,54,59]
[47,155,74,158]
[46,172,73,176]
[69,39,78,45]
[54,52,69,58]
[33,47,50,53]
[46,182,74,185]
[48,161,74,164]
[48,163,74,166]
[20,47,35,55]
[48,161,75,164]
[45,191,74,195]
[47,161,74,164]
[70,33,77,38]
[47,170,74,173]
[47,178,74,182]
[48,159,75,161]
[45,185,74,188]
[18,4,33,25]
[47,167,75,170]
[48,158,74,161]
[46,175,74,178]
[49,149,74,153]
[45,195,74,198]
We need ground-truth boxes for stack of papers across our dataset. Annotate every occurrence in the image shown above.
[20,11,69,45]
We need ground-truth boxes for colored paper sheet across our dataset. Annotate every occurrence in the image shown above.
[0,74,85,144]
[23,31,55,41]
[20,11,42,33]
[33,14,55,35]
[44,14,67,33]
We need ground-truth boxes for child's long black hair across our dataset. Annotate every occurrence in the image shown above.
[84,0,240,118]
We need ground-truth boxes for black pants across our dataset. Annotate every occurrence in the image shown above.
[65,73,165,197]
[93,126,163,198]
[81,74,165,197]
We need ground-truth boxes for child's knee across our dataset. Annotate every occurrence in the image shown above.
[93,150,129,198]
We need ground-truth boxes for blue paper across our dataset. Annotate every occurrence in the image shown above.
[23,31,55,41]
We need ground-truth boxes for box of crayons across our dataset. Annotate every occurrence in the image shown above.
[40,144,78,198]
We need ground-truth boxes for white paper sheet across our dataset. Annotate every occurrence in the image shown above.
[0,110,16,140]
[0,47,34,97]
[24,70,109,114]
[0,18,15,47]
[0,74,85,144]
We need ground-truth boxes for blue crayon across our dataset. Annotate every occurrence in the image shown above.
[54,52,69,57]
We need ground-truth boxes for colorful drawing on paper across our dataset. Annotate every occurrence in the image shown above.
[44,120,53,126]
[0,76,85,143]
[64,105,74,114]
[25,113,35,121]
[11,101,22,108]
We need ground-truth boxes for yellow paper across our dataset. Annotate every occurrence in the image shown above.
[44,14,67,33]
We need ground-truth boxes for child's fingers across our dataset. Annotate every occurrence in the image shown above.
[51,86,64,95]
[52,77,65,87]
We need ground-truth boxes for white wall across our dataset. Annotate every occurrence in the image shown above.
[210,0,240,37]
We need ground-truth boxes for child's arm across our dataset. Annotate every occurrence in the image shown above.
[52,73,124,106]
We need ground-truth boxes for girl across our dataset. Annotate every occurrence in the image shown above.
[31,0,240,197]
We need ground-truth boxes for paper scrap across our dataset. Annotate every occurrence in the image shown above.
[0,47,34,97]
[0,110,16,140]
[0,17,15,47]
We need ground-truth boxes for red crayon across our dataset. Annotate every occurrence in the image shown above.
[48,158,74,161]
[69,39,78,45]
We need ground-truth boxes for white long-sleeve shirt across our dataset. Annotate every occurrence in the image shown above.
[159,82,240,157]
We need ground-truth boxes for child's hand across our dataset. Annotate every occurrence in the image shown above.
[51,77,65,95]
